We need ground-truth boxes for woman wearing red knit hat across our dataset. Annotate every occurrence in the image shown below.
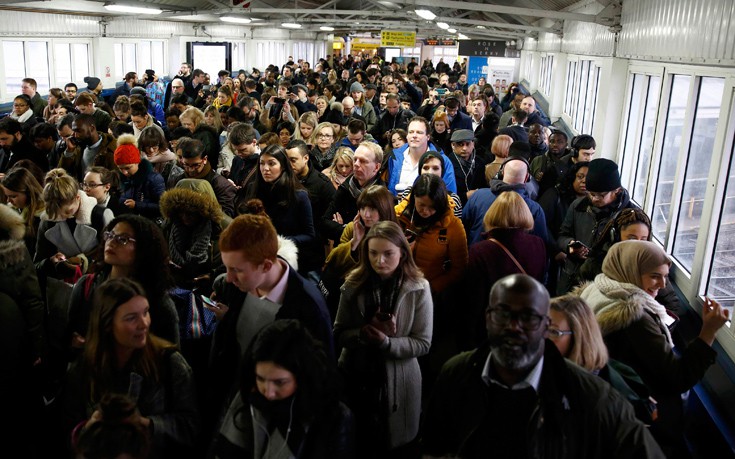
[114,133,165,220]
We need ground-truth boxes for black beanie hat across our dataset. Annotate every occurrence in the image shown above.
[84,76,101,90]
[325,108,346,126]
[585,158,621,192]
[508,141,531,160]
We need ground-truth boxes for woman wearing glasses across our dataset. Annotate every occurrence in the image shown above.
[66,214,179,358]
[10,94,39,134]
[64,278,198,458]
[82,166,125,217]
[35,169,113,281]
[334,221,432,457]
[460,192,546,350]
[309,122,337,171]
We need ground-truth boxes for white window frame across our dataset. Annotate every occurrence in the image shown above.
[562,57,601,135]
[617,62,735,361]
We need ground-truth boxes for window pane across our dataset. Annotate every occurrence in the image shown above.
[633,76,661,203]
[114,44,123,81]
[138,41,151,74]
[151,41,164,74]
[708,137,735,299]
[652,75,691,243]
[26,42,50,93]
[54,43,72,85]
[123,43,136,73]
[672,77,725,271]
[3,41,25,95]
[71,44,90,82]
[583,66,599,133]
[622,74,645,190]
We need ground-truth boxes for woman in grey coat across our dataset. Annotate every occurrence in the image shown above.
[334,221,433,458]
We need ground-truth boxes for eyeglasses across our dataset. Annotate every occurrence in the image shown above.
[182,161,205,170]
[82,182,104,189]
[547,329,574,339]
[103,231,136,246]
[588,190,614,200]
[487,307,547,331]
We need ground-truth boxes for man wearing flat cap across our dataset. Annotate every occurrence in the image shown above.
[447,129,489,204]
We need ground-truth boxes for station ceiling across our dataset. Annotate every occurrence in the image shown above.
[0,0,619,40]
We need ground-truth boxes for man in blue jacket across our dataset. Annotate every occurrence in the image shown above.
[445,96,473,131]
[385,116,457,196]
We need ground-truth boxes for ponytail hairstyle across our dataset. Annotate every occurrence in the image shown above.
[43,168,79,220]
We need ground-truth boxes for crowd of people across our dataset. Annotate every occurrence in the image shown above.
[0,53,729,458]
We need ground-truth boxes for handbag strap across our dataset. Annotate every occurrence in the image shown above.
[489,238,526,274]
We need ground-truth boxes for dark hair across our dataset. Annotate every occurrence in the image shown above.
[252,144,301,208]
[55,98,78,116]
[165,107,182,119]
[29,122,59,141]
[130,101,148,118]
[74,113,97,130]
[275,121,295,135]
[178,137,206,159]
[235,320,340,427]
[57,113,75,131]
[356,185,397,224]
[229,122,257,146]
[226,105,246,123]
[170,93,190,106]
[406,173,449,227]
[347,118,366,134]
[512,109,528,124]
[97,215,173,303]
[0,117,22,136]
[75,393,151,459]
[286,139,309,157]
[14,94,32,106]
[86,166,120,193]
[138,126,167,152]
[418,151,445,176]
[170,126,191,141]
[109,120,134,137]
[557,161,590,198]
[571,134,596,157]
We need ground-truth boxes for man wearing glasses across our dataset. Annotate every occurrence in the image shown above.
[557,158,636,294]
[422,274,663,458]
[172,137,235,217]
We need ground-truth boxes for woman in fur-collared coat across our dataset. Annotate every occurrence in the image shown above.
[578,240,729,457]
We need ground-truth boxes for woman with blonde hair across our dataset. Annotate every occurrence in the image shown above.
[334,221,432,457]
[459,191,546,350]
[35,168,113,280]
[294,111,318,145]
[322,146,354,189]
[309,122,337,171]
[485,134,513,182]
[549,295,608,372]
[315,95,330,121]
[203,104,224,134]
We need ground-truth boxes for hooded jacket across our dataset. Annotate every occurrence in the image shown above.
[462,180,549,246]
[119,159,165,218]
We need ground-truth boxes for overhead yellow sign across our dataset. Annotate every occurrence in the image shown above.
[381,30,416,48]
[353,42,381,50]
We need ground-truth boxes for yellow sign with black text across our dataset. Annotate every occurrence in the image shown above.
[380,31,416,48]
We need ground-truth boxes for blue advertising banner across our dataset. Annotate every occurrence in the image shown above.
[466,56,488,86]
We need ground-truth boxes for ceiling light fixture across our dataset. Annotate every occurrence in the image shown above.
[320,26,335,31]
[476,25,486,29]
[458,33,468,39]
[104,4,162,14]
[437,22,449,29]
[414,9,436,20]
[281,22,302,29]
[220,16,252,24]
[447,28,457,33]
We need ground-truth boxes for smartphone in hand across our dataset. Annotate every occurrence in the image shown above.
[201,295,220,309]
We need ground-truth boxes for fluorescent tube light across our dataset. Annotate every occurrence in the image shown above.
[282,22,302,29]
[437,22,449,29]
[104,4,162,14]
[320,26,335,31]
[447,28,457,33]
[220,16,252,24]
[415,9,436,20]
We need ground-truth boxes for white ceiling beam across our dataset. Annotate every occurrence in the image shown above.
[435,16,556,33]
[390,0,599,23]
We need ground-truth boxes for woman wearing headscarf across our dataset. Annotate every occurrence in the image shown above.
[578,240,728,457]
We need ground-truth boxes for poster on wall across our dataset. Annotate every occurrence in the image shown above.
[491,67,514,98]
[466,56,488,85]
